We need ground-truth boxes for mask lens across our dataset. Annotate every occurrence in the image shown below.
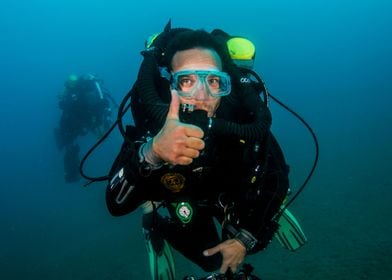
[206,74,221,94]
[176,74,199,94]
[172,70,231,97]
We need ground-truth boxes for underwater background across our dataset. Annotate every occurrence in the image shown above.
[1,0,391,279]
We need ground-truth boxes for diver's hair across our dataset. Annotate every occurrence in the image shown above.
[163,29,233,71]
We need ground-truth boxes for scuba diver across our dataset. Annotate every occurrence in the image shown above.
[103,22,313,280]
[55,73,114,183]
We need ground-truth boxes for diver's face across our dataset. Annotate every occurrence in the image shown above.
[171,48,223,117]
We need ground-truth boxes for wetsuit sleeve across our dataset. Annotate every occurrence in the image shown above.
[106,138,146,216]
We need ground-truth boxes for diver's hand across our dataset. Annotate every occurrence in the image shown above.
[203,239,246,273]
[152,90,205,165]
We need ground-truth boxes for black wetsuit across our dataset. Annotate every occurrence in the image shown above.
[106,38,291,268]
[106,103,289,272]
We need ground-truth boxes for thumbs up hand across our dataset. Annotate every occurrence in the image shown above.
[150,90,205,165]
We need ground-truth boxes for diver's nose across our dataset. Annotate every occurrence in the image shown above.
[193,81,208,100]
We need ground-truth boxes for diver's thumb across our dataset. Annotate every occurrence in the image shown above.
[167,90,180,121]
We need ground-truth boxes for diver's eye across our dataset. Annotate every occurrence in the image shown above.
[178,75,197,90]
[207,76,221,90]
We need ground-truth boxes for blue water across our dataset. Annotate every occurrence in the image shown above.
[0,0,391,279]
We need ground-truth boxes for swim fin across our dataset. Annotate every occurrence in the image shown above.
[275,208,307,251]
[143,213,176,280]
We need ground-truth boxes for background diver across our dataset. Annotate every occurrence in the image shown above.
[55,73,116,183]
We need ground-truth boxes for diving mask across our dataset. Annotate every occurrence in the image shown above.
[171,70,231,98]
